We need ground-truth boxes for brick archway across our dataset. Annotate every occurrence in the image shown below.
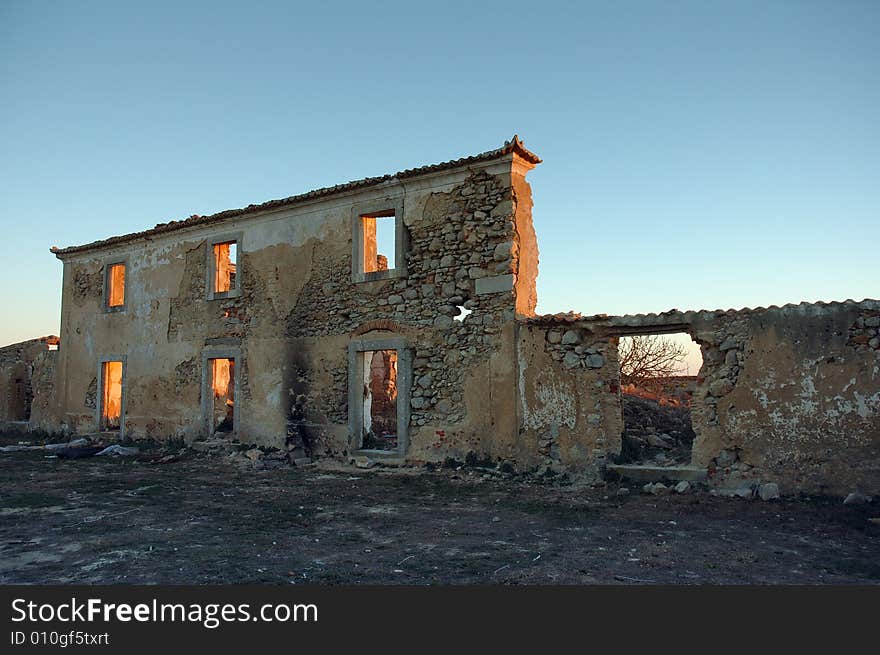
[351,319,404,336]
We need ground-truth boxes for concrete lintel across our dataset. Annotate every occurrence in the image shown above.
[475,274,514,295]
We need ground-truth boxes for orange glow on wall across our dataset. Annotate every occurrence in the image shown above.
[102,360,123,429]
[108,263,125,307]
[213,242,237,293]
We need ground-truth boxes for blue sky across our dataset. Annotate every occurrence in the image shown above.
[1,1,878,349]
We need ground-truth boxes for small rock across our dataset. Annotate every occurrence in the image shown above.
[715,449,738,468]
[734,485,755,499]
[493,241,514,262]
[719,337,739,351]
[244,448,262,461]
[354,456,375,469]
[617,487,630,496]
[561,330,581,345]
[843,492,873,505]
[758,482,780,501]
[651,483,669,495]
[646,433,673,449]
[674,481,690,494]
[708,378,734,397]
[641,482,669,495]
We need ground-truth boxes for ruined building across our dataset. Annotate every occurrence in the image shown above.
[2,137,878,495]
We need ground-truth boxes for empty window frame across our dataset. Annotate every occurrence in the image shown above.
[362,211,396,272]
[351,198,405,282]
[103,259,127,311]
[100,359,124,431]
[207,234,242,299]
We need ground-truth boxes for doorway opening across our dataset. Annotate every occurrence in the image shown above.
[209,357,235,433]
[361,349,398,451]
[100,360,123,431]
[616,332,701,466]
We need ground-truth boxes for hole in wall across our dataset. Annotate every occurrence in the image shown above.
[616,332,702,466]
[454,305,473,321]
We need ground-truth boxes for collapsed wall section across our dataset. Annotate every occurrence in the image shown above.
[0,336,58,432]
[517,300,880,495]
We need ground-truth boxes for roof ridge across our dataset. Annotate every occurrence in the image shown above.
[51,136,541,257]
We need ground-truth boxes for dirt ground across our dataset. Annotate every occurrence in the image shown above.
[1,436,878,585]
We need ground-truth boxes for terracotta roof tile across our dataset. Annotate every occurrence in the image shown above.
[524,298,880,325]
[51,136,541,257]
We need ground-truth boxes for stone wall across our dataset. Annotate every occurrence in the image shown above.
[44,145,540,464]
[523,300,880,495]
[27,348,59,434]
[25,137,879,496]
[515,321,622,476]
[0,336,58,430]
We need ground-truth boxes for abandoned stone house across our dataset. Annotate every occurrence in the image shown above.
[1,136,878,496]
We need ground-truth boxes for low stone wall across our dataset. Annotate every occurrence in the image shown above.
[522,299,880,495]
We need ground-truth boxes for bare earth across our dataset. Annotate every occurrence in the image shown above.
[1,439,878,585]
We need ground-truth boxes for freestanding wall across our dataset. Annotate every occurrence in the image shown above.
[516,301,880,495]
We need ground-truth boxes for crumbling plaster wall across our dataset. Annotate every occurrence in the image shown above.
[687,301,880,495]
[0,336,58,429]
[525,300,880,494]
[516,322,622,474]
[282,160,536,462]
[50,153,539,462]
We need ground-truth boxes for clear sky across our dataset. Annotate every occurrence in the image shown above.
[2,1,877,351]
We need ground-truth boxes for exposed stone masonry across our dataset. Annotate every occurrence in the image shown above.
[18,137,879,497]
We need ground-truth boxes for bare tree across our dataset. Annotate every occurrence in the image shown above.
[618,335,688,388]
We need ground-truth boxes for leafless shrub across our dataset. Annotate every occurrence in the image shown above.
[618,335,688,388]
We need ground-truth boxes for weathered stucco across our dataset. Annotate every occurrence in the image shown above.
[526,301,880,495]
[7,138,878,497]
[0,336,58,431]
[40,144,539,467]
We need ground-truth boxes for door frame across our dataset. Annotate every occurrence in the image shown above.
[348,336,411,458]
